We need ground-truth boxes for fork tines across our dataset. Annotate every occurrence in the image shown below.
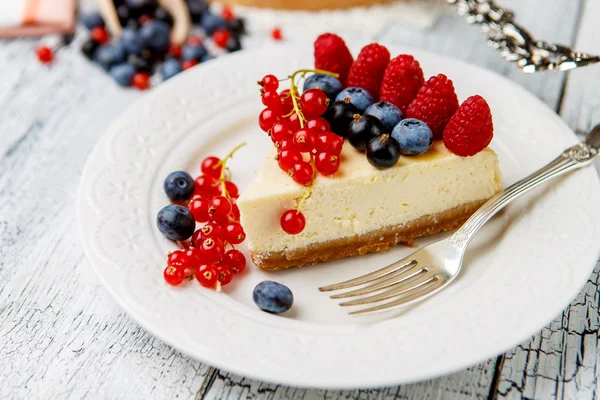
[319,258,445,315]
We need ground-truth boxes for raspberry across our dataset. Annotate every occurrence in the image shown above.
[314,33,354,86]
[379,55,425,114]
[405,74,459,139]
[346,44,391,101]
[443,95,493,157]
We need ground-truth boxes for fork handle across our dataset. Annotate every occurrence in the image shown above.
[451,125,600,248]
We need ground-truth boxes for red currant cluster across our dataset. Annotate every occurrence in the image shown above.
[163,145,248,289]
[257,70,342,235]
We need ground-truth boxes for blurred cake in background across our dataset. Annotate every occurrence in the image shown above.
[218,0,391,11]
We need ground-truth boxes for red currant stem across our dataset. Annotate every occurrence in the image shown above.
[286,69,338,129]
[295,185,313,211]
[214,143,246,197]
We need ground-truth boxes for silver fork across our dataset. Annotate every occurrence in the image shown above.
[319,126,600,315]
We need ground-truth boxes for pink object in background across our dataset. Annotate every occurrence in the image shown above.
[0,0,76,38]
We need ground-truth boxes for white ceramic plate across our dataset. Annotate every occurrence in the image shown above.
[77,43,600,389]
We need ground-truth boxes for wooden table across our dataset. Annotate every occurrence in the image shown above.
[2,0,599,398]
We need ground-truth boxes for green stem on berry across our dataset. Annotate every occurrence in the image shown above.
[295,185,313,211]
[214,142,247,198]
[287,69,339,129]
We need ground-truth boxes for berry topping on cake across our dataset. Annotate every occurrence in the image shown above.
[335,87,374,113]
[405,74,459,139]
[364,101,403,132]
[366,134,401,169]
[391,119,433,155]
[346,44,391,100]
[314,33,354,85]
[324,99,359,137]
[348,114,384,152]
[300,88,330,117]
[303,74,343,99]
[281,210,306,235]
[443,95,494,156]
[315,152,341,175]
[380,54,425,114]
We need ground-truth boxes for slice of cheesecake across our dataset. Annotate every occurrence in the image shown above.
[237,142,502,271]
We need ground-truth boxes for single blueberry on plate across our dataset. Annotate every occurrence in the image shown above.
[364,101,403,132]
[303,74,343,99]
[335,87,373,113]
[164,171,195,201]
[120,26,144,55]
[140,21,171,55]
[109,63,135,86]
[161,58,182,80]
[157,204,196,241]
[253,281,294,314]
[201,12,226,35]
[94,43,127,70]
[391,118,433,155]
[82,12,105,30]
[181,44,208,61]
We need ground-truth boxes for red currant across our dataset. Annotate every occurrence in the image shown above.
[300,89,329,117]
[277,149,302,172]
[287,113,302,131]
[279,89,294,115]
[201,156,223,178]
[224,181,239,198]
[196,264,218,287]
[35,46,53,64]
[230,203,241,221]
[224,222,246,244]
[164,265,185,285]
[184,248,203,267]
[259,108,279,132]
[306,117,331,132]
[217,267,233,285]
[168,44,182,58]
[182,60,198,70]
[277,138,295,151]
[270,121,294,143]
[139,14,153,24]
[261,90,281,109]
[291,162,313,186]
[212,29,232,48]
[90,27,110,44]
[271,27,283,41]
[223,249,246,274]
[315,152,340,176]
[202,221,225,239]
[293,128,317,153]
[188,196,210,222]
[187,36,203,46]
[315,131,344,154]
[208,195,232,221]
[260,74,279,91]
[132,72,151,90]
[167,249,187,266]
[222,6,234,21]
[194,175,218,197]
[280,210,306,234]
[200,237,225,263]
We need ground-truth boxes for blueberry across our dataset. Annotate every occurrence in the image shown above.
[157,204,195,241]
[81,39,99,60]
[117,4,132,25]
[187,0,209,23]
[366,134,401,169]
[161,58,182,80]
[364,102,403,132]
[303,74,343,100]
[253,281,294,314]
[347,114,384,152]
[164,171,195,200]
[121,26,144,55]
[127,0,157,9]
[227,18,246,35]
[109,63,135,86]
[128,53,154,74]
[335,87,373,113]
[201,54,216,62]
[94,44,127,70]
[140,21,171,55]
[225,36,241,53]
[391,119,433,155]
[181,44,208,61]
[154,7,174,26]
[201,12,227,35]
[82,12,105,30]
[324,100,359,138]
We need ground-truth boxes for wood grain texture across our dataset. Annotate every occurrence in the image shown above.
[1,0,599,399]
